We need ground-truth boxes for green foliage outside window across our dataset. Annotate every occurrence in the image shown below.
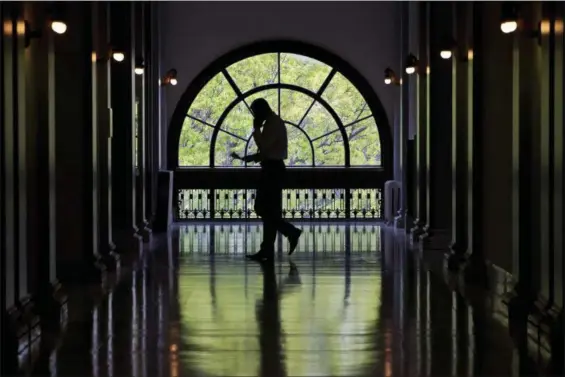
[178,53,382,167]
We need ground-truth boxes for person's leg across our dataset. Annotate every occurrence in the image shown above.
[276,219,302,255]
[259,176,281,256]
[248,167,278,260]
[260,215,277,256]
[268,168,301,255]
[276,219,299,239]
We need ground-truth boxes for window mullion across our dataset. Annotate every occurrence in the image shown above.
[222,69,253,114]
[278,52,281,116]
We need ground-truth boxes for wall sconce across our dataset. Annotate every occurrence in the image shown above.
[48,4,67,34]
[49,10,67,34]
[384,68,401,85]
[24,6,67,48]
[95,46,125,63]
[50,19,67,34]
[161,69,178,86]
[404,54,418,75]
[500,2,519,34]
[440,38,457,59]
[135,58,144,75]
[112,49,125,62]
[499,2,543,45]
[24,21,42,48]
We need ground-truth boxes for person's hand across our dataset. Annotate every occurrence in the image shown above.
[230,152,242,160]
[253,117,263,130]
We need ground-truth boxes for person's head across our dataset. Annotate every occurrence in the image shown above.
[250,98,272,122]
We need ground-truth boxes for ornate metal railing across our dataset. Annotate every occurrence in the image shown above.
[174,168,388,221]
[177,188,382,220]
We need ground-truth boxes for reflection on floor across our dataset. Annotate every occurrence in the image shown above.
[33,223,539,376]
[179,223,382,255]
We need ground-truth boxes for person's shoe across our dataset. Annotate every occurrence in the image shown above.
[288,229,302,256]
[246,251,273,261]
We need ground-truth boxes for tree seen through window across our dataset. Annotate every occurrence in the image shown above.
[178,53,381,167]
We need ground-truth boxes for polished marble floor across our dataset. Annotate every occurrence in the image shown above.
[31,222,541,376]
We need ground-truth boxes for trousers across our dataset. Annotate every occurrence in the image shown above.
[254,160,299,253]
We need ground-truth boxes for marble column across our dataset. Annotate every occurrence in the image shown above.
[144,2,157,225]
[447,2,471,270]
[540,0,564,324]
[529,2,563,371]
[2,3,24,374]
[110,1,142,253]
[395,1,411,229]
[420,2,453,250]
[410,2,429,241]
[460,2,488,287]
[548,4,564,373]
[135,2,151,241]
[94,2,119,268]
[145,1,160,226]
[53,2,103,283]
[502,4,548,362]
[22,2,65,330]
[506,0,540,308]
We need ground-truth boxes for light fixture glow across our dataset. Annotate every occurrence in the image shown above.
[383,67,400,85]
[162,68,178,86]
[112,52,125,62]
[467,49,474,61]
[500,3,519,34]
[135,57,145,75]
[404,53,418,75]
[51,21,67,34]
[440,50,452,59]
[501,21,518,34]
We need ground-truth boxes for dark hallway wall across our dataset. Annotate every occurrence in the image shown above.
[158,1,402,168]
[1,2,161,373]
[409,2,564,373]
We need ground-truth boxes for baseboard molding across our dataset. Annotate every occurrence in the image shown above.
[113,229,144,258]
[20,235,157,375]
[3,295,41,374]
[420,228,452,250]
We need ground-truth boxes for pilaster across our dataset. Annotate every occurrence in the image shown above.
[447,2,470,271]
[27,1,67,332]
[460,2,488,290]
[94,2,119,269]
[410,2,429,241]
[395,1,411,229]
[110,1,143,253]
[53,2,103,284]
[419,2,453,251]
[2,3,25,374]
[135,2,152,241]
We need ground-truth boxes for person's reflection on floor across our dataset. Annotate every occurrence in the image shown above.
[280,260,301,296]
[256,260,299,377]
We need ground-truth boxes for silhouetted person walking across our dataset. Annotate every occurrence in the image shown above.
[231,98,302,261]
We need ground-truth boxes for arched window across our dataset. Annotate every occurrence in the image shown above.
[177,52,383,168]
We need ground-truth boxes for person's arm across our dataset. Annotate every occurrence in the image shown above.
[231,117,271,163]
[230,148,262,163]
[242,153,261,163]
